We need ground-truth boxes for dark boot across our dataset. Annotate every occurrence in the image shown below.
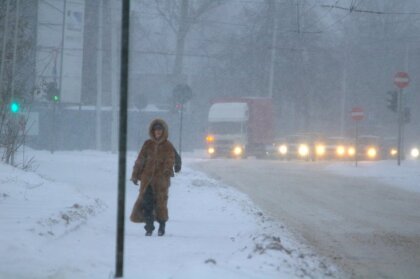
[158,221,166,236]
[144,214,155,236]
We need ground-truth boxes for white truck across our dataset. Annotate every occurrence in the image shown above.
[206,97,274,158]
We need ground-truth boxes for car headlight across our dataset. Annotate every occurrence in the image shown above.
[233,146,243,156]
[208,147,215,155]
[298,144,309,157]
[206,135,215,143]
[411,148,419,158]
[390,148,398,156]
[278,145,288,155]
[367,147,377,158]
[348,147,356,156]
[336,146,346,157]
[315,145,326,156]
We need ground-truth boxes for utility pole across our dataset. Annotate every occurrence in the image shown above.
[10,0,20,102]
[115,0,130,277]
[172,0,189,79]
[96,0,103,151]
[178,104,184,154]
[296,0,311,131]
[51,0,67,154]
[401,44,409,161]
[110,0,120,154]
[0,0,11,97]
[59,0,67,99]
[9,0,20,166]
[397,87,403,166]
[268,0,277,98]
[296,0,300,34]
[340,40,348,137]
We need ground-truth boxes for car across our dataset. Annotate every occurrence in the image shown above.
[381,137,398,159]
[266,138,288,160]
[409,144,419,160]
[357,135,381,161]
[271,133,325,161]
[324,137,355,160]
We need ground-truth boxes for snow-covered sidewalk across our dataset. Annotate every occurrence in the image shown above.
[0,151,337,279]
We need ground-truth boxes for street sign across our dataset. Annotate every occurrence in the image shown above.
[394,72,410,89]
[173,84,193,105]
[172,84,192,156]
[351,107,364,121]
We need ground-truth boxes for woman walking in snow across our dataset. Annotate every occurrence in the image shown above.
[130,119,176,236]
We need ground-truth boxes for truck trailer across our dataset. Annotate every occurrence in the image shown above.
[206,97,274,158]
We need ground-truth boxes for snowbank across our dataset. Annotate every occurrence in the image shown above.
[0,151,338,278]
[326,160,420,193]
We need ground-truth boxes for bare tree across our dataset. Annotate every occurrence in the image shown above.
[152,0,225,78]
[0,0,36,165]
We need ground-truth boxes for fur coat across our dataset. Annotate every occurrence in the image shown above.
[130,119,175,223]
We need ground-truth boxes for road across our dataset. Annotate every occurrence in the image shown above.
[191,159,420,279]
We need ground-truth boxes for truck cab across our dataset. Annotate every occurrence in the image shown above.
[206,98,274,159]
[206,102,248,158]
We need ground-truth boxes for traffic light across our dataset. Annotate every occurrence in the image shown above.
[10,101,20,113]
[46,82,60,103]
[404,107,411,124]
[386,91,397,112]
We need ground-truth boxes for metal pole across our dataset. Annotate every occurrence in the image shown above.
[401,109,405,161]
[59,0,67,99]
[268,0,277,98]
[51,102,56,153]
[10,0,20,102]
[115,0,130,277]
[110,0,119,154]
[402,45,409,162]
[340,55,347,137]
[96,0,103,151]
[52,0,67,154]
[355,121,358,167]
[9,0,20,166]
[51,54,58,154]
[0,0,11,98]
[397,88,403,166]
[179,105,184,155]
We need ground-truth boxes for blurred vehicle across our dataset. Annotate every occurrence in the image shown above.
[206,97,274,158]
[266,138,288,160]
[357,135,381,161]
[324,137,355,160]
[281,134,311,161]
[381,137,398,159]
[409,146,419,160]
[269,133,325,161]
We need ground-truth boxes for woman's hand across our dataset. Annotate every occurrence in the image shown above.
[130,177,139,185]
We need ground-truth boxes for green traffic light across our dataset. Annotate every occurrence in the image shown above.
[10,101,20,113]
[53,95,59,102]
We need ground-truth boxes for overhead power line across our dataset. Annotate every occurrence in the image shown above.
[302,0,340,32]
[321,4,420,15]
[314,0,362,34]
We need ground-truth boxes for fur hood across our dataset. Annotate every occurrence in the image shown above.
[149,119,169,143]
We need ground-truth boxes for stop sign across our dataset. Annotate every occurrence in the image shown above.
[394,72,410,89]
[351,107,364,121]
